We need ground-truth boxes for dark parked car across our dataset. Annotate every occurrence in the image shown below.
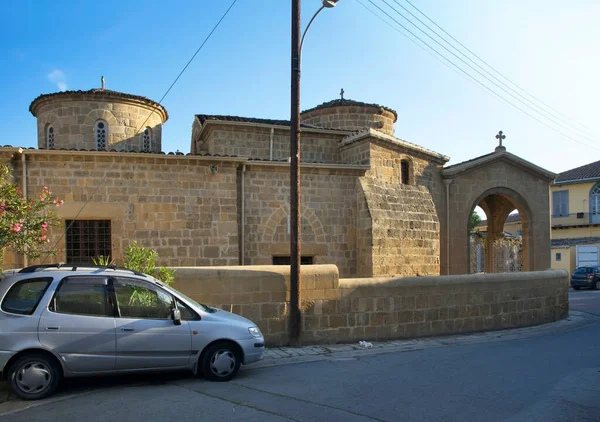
[571,266,600,290]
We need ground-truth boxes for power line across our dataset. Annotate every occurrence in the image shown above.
[42,0,239,264]
[381,0,600,145]
[361,0,600,153]
[403,0,599,137]
[396,0,600,143]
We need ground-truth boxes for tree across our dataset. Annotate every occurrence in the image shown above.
[0,164,63,263]
[468,210,482,235]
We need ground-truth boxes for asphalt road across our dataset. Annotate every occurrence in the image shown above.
[1,289,599,422]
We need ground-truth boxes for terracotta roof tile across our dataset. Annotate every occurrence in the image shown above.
[195,114,349,132]
[301,98,398,121]
[29,89,168,121]
[555,160,600,183]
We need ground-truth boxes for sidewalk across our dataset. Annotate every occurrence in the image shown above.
[253,310,594,369]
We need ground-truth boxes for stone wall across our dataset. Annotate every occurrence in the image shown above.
[172,265,569,347]
[199,125,345,164]
[242,163,362,277]
[354,141,443,277]
[301,105,396,136]
[32,95,165,152]
[4,150,241,268]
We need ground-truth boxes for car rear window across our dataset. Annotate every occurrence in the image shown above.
[1,277,53,315]
[574,267,593,274]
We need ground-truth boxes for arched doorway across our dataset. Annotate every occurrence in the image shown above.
[441,145,556,275]
[468,187,532,273]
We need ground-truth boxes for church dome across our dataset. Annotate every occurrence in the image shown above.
[300,97,397,135]
[29,82,168,152]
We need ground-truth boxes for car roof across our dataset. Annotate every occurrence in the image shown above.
[2,264,151,282]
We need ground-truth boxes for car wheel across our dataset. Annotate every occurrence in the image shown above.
[8,353,61,401]
[595,280,600,290]
[201,342,241,382]
[573,286,580,290]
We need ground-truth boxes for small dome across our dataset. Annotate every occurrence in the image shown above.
[300,98,397,135]
[29,88,168,152]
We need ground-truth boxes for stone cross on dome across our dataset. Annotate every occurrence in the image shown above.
[340,88,344,100]
[101,76,105,91]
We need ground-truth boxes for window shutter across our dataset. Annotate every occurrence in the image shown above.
[552,192,561,216]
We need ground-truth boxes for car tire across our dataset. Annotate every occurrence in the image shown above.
[201,342,241,382]
[595,280,600,290]
[8,353,62,401]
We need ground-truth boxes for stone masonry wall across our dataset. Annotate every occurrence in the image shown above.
[34,97,164,152]
[4,151,239,268]
[301,106,396,136]
[173,265,569,347]
[355,141,442,277]
[202,125,344,163]
[242,164,360,277]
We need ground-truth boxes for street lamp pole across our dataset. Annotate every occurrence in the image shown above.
[289,0,338,346]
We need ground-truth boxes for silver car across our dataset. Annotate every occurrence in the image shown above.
[0,264,264,400]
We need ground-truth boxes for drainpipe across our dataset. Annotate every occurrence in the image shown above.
[241,164,246,265]
[443,179,453,275]
[19,149,28,268]
[269,127,274,161]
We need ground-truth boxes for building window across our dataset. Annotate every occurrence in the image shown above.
[401,159,410,185]
[591,183,600,224]
[46,126,55,149]
[555,252,562,262]
[142,127,152,152]
[65,220,111,265]
[552,190,569,217]
[272,256,314,265]
[95,120,108,150]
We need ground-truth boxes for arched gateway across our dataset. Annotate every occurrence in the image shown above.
[440,142,556,275]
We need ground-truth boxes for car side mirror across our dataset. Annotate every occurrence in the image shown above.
[171,308,182,325]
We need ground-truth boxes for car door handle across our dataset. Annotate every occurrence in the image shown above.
[120,328,135,332]
[46,326,60,330]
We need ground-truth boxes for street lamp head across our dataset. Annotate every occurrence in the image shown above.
[322,0,339,8]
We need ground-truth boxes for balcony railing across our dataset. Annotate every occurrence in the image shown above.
[552,212,599,227]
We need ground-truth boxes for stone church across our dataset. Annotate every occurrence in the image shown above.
[1,84,556,277]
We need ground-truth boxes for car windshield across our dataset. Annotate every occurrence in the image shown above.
[574,267,593,274]
[153,280,217,313]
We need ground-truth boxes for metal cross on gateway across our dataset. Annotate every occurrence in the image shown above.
[495,130,506,147]
[340,88,344,100]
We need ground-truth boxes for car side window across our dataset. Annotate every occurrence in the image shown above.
[176,300,200,321]
[51,276,112,317]
[114,278,173,320]
[1,277,53,315]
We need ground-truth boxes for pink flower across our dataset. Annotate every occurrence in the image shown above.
[55,199,64,207]
[12,222,23,232]
[43,186,49,192]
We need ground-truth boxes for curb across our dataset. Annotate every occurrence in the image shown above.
[246,311,596,370]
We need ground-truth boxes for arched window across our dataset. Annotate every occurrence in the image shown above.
[46,126,55,149]
[591,183,600,224]
[95,120,108,150]
[401,159,410,185]
[142,127,152,152]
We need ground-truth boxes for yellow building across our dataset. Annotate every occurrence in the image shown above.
[475,213,522,238]
[550,160,600,274]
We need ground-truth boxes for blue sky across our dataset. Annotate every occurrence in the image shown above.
[2,0,599,174]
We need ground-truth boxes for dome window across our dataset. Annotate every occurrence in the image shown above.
[95,120,108,151]
[46,126,55,149]
[142,127,152,152]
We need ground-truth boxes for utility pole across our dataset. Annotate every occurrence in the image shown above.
[289,0,302,346]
